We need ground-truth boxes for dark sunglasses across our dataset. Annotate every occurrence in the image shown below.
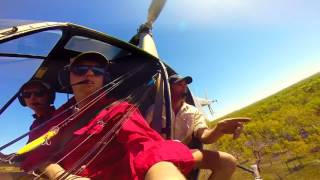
[70,65,106,76]
[22,90,46,99]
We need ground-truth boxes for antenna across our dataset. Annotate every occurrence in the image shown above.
[204,90,217,117]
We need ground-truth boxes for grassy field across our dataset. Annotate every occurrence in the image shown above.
[199,152,320,179]
[198,73,320,180]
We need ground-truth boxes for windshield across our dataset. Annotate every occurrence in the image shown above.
[0,30,62,57]
[0,57,43,153]
[65,35,128,60]
[0,29,62,153]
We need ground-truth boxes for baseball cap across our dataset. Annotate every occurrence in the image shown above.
[169,74,192,84]
[70,51,110,67]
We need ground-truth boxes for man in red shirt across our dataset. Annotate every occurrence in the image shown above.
[21,52,194,180]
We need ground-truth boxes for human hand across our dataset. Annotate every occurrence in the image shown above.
[215,117,250,139]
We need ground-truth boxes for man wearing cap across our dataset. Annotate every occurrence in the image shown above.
[147,74,250,180]
[21,52,195,180]
[0,80,57,179]
[18,80,56,142]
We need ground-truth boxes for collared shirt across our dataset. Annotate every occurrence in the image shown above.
[173,102,208,144]
[146,102,208,145]
[21,97,194,180]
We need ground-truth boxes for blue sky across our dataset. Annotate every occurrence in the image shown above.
[1,0,320,116]
[1,0,320,152]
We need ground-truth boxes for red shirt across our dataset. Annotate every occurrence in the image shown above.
[28,106,56,143]
[21,98,194,179]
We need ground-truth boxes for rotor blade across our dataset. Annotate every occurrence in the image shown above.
[147,0,167,26]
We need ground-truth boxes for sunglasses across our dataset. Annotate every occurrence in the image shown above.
[70,65,106,76]
[22,90,46,99]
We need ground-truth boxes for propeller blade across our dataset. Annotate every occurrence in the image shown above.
[147,0,167,26]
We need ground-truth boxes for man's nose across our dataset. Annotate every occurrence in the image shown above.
[28,93,37,100]
[85,68,95,76]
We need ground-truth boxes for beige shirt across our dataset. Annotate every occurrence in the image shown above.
[146,102,208,144]
[173,102,208,144]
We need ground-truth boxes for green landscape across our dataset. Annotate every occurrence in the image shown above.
[201,72,320,179]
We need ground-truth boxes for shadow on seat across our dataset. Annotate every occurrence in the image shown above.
[186,135,203,180]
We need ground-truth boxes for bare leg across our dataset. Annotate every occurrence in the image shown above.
[145,161,186,180]
[192,149,236,180]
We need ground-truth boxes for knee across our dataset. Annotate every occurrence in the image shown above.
[145,162,186,180]
[220,152,237,173]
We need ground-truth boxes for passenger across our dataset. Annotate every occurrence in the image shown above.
[18,80,56,142]
[146,74,251,180]
[21,52,194,180]
[0,80,55,180]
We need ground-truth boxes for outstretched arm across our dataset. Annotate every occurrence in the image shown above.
[196,117,251,144]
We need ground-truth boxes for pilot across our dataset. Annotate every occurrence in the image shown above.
[18,80,56,142]
[147,74,251,180]
[21,52,195,180]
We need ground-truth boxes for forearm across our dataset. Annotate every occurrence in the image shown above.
[199,117,250,143]
[199,127,224,144]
